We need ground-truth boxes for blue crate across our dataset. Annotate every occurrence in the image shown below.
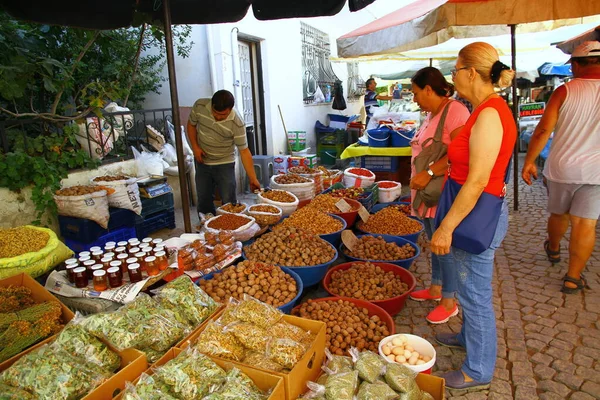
[59,207,137,243]
[65,226,137,253]
[135,207,176,238]
[360,156,399,172]
[140,192,174,218]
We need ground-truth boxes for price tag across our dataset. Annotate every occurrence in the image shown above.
[335,199,352,213]
[358,205,370,223]
[341,230,359,252]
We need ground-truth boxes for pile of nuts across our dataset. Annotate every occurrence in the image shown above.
[261,190,296,203]
[207,214,252,231]
[344,236,416,261]
[359,207,421,236]
[199,261,297,306]
[275,207,343,235]
[293,299,390,354]
[307,194,359,214]
[55,185,105,196]
[92,175,130,182]
[288,166,317,174]
[391,203,412,216]
[0,227,50,259]
[247,205,282,226]
[381,335,432,366]
[243,227,335,267]
[317,166,340,177]
[274,174,311,184]
[329,187,366,199]
[327,262,410,301]
[219,202,247,214]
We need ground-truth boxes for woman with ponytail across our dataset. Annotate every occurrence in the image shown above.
[430,42,517,390]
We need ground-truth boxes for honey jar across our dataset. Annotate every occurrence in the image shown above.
[115,246,127,255]
[73,267,88,288]
[93,270,108,291]
[107,266,123,288]
[128,263,142,283]
[89,246,102,254]
[65,264,78,284]
[135,252,148,271]
[91,250,104,262]
[83,260,96,279]
[144,256,159,276]
[101,256,113,270]
[155,251,168,271]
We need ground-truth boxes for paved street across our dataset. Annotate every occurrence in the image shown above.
[399,174,600,399]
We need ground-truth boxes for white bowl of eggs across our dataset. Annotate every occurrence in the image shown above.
[378,333,436,374]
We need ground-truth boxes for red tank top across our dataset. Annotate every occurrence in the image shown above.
[447,97,517,197]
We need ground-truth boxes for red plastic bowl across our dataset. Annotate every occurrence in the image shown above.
[292,296,395,335]
[322,262,417,316]
[330,198,361,228]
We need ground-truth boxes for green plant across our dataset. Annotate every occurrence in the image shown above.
[0,124,100,225]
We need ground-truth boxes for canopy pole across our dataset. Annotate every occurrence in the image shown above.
[163,0,192,232]
[510,24,519,211]
[429,58,433,67]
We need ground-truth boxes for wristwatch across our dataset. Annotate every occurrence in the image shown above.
[426,167,435,177]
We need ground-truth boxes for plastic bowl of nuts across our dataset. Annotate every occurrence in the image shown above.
[322,261,417,316]
[378,333,436,374]
[340,234,420,270]
[370,201,412,215]
[355,209,424,245]
[270,213,347,248]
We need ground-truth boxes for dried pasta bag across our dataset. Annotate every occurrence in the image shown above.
[266,338,306,369]
[324,371,359,400]
[356,381,398,400]
[52,319,121,372]
[384,362,419,396]
[214,367,266,400]
[243,351,284,372]
[236,295,283,329]
[420,390,435,400]
[122,373,178,400]
[351,349,386,383]
[226,322,270,352]
[0,345,111,400]
[156,276,219,327]
[324,349,353,374]
[194,321,246,361]
[0,382,36,399]
[270,321,310,343]
[153,348,226,400]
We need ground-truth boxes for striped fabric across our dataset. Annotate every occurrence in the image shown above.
[364,90,379,117]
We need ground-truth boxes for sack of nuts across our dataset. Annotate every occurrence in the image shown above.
[204,213,260,242]
[257,190,299,216]
[270,174,315,201]
[246,204,283,227]
[54,186,111,228]
[91,175,143,215]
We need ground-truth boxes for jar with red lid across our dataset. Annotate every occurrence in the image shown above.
[65,264,78,283]
[154,251,168,271]
[144,256,159,276]
[83,260,96,279]
[73,267,88,288]
[128,263,142,283]
[135,252,148,271]
[93,270,108,291]
[107,266,123,288]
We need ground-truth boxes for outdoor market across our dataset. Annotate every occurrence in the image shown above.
[0,0,599,399]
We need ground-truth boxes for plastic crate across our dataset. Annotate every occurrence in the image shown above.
[140,192,175,217]
[135,207,176,238]
[318,130,346,146]
[64,226,137,253]
[322,182,379,211]
[58,208,137,243]
[360,156,399,172]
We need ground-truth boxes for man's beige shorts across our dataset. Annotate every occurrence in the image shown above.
[546,179,600,220]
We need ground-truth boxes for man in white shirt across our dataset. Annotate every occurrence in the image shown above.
[522,41,600,294]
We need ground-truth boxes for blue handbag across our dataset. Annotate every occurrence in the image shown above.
[434,159,511,254]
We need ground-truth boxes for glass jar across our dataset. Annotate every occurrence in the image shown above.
[109,260,122,275]
[127,239,140,250]
[83,260,96,279]
[153,245,165,255]
[128,247,140,256]
[128,263,143,283]
[117,241,128,248]
[115,246,127,255]
[101,257,113,270]
[104,252,115,260]
[154,251,168,271]
[78,251,91,259]
[105,241,116,247]
[78,255,91,264]
[141,237,153,246]
[66,264,78,284]
[91,264,104,278]
[73,267,88,288]
[65,258,78,267]
[89,246,102,254]
[145,256,159,276]
[116,254,129,272]
[140,244,153,253]
[91,250,104,262]
[104,243,116,252]
[107,266,123,288]
[135,252,148,271]
[93,270,108,291]
[152,238,163,247]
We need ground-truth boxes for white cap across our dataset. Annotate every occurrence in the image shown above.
[117,241,128,247]
[91,264,104,271]
[89,246,102,253]
[107,266,120,274]
[65,258,78,265]
[83,260,96,266]
[78,251,91,258]
[93,270,106,277]
[142,237,153,243]
[568,41,600,63]
[126,257,138,264]
[105,241,116,247]
[145,256,156,262]
[128,263,140,270]
[110,260,122,267]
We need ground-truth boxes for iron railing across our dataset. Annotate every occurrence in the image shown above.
[0,108,173,165]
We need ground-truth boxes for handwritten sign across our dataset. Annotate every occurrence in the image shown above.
[358,205,370,223]
[518,102,545,118]
[341,230,359,252]
[335,199,352,213]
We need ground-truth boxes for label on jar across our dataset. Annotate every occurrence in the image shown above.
[335,199,352,213]
[341,230,359,252]
[358,205,370,223]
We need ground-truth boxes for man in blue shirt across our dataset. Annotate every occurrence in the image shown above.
[364,78,393,125]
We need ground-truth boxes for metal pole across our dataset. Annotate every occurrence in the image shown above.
[163,0,192,232]
[429,58,433,67]
[510,24,519,211]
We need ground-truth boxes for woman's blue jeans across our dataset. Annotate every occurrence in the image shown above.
[423,218,457,299]
[452,203,509,382]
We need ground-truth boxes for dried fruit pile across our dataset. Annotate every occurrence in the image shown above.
[327,262,410,301]
[307,194,359,214]
[275,207,343,235]
[329,187,366,199]
[55,185,105,196]
[359,207,421,236]
[261,190,296,203]
[274,174,311,184]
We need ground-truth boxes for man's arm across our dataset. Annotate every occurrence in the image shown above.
[521,85,566,185]
[376,93,393,101]
[239,148,261,192]
[186,121,205,163]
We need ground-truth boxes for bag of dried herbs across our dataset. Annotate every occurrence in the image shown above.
[211,367,267,400]
[384,362,419,396]
[323,349,353,374]
[266,338,306,369]
[121,373,179,400]
[195,321,246,361]
[243,351,284,372]
[225,322,271,353]
[235,295,283,329]
[0,381,37,399]
[350,349,386,383]
[356,381,398,400]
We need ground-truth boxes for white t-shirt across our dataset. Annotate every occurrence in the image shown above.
[544,78,600,184]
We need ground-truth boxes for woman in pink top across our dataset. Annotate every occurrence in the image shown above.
[408,67,470,324]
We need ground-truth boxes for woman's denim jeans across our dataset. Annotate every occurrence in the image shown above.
[423,217,457,299]
[453,203,509,382]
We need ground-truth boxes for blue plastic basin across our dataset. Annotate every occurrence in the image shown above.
[340,234,420,270]
[271,214,347,248]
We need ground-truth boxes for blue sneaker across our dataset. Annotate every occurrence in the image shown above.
[441,370,491,391]
[435,333,465,350]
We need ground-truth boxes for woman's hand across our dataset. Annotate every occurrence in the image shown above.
[431,225,453,255]
[410,170,432,190]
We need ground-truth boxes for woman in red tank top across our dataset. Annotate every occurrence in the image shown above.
[430,42,517,391]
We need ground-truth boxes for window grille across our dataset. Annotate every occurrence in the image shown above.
[301,22,339,104]
[347,62,365,102]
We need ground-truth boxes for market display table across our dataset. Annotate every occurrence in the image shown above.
[340,143,412,159]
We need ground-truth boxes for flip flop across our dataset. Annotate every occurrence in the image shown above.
[544,239,561,264]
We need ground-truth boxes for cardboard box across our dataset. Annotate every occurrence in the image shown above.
[0,273,75,371]
[114,348,285,400]
[173,305,224,350]
[288,156,307,168]
[416,373,446,400]
[304,154,318,168]
[179,311,326,400]
[273,155,289,174]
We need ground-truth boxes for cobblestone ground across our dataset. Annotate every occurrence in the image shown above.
[399,175,600,399]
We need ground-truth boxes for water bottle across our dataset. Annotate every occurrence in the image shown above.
[325,85,331,102]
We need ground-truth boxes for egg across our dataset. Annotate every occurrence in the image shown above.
[392,347,404,356]
[403,350,412,359]
[382,346,392,356]
[386,354,396,362]
[392,337,403,346]
[422,355,431,363]
[395,355,406,363]
[408,354,419,365]
[405,345,414,352]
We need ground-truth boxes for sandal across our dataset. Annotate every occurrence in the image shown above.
[561,273,591,294]
[544,239,561,264]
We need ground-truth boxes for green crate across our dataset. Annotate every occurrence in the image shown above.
[318,129,346,146]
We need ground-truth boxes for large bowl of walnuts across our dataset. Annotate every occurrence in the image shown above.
[340,234,420,270]
[322,261,417,316]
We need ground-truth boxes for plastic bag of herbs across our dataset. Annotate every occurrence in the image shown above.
[204,367,268,400]
[121,373,179,400]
